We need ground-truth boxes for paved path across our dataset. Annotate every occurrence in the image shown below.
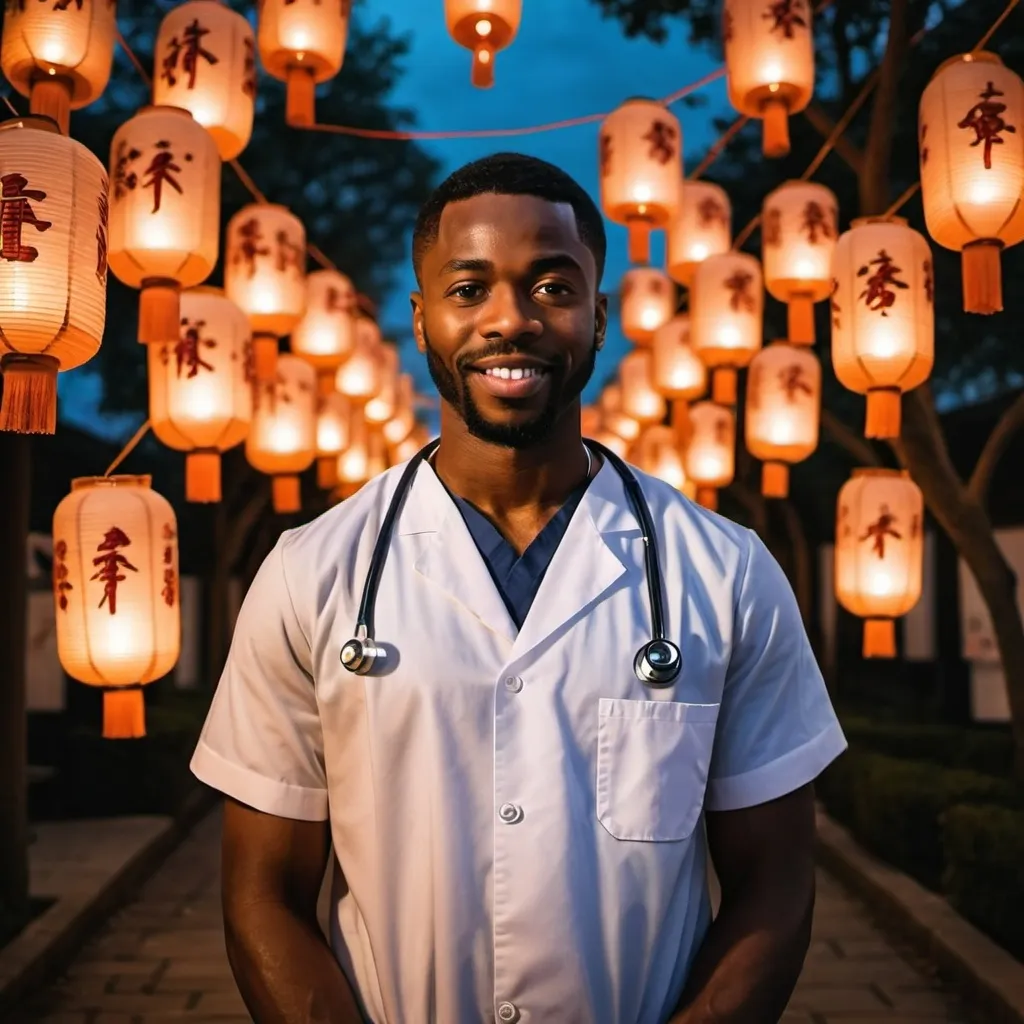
[14,809,970,1023]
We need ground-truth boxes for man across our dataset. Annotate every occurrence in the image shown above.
[191,152,847,1023]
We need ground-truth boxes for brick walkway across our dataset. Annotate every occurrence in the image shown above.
[14,809,970,1023]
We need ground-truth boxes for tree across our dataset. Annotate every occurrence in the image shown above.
[592,0,1024,772]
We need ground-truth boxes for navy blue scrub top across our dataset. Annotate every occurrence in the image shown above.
[445,475,594,630]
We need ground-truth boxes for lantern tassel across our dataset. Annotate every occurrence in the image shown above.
[696,486,718,511]
[272,474,302,514]
[787,297,816,346]
[761,99,790,159]
[29,75,72,136]
[711,368,738,406]
[317,371,336,398]
[471,44,495,88]
[961,241,1003,315]
[0,354,58,434]
[626,218,652,265]
[863,618,896,659]
[139,280,181,345]
[317,455,339,490]
[864,387,901,439]
[185,451,221,503]
[286,66,316,127]
[671,400,692,449]
[762,461,790,499]
[253,334,280,382]
[102,688,146,739]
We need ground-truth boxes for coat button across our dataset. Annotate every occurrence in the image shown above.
[504,675,523,693]
[498,802,523,824]
[497,1001,519,1022]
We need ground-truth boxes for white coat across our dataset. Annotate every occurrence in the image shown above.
[191,456,847,1024]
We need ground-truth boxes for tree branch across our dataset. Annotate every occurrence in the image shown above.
[802,104,864,175]
[968,390,1024,507]
[820,408,883,467]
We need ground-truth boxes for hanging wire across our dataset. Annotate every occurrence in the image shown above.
[104,419,151,476]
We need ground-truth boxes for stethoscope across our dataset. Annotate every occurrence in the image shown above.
[340,439,682,688]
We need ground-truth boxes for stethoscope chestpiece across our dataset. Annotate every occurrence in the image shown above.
[634,638,682,688]
[340,626,382,676]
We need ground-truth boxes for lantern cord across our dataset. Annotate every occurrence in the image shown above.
[973,0,1019,52]
[104,419,151,477]
[116,28,152,89]
[2,93,18,116]
[688,116,751,181]
[884,181,922,218]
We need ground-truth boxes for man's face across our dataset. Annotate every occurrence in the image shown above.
[411,193,606,449]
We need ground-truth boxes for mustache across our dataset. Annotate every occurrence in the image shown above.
[454,341,564,375]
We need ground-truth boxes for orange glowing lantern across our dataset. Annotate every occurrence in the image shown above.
[1,0,116,135]
[225,202,307,381]
[599,97,683,264]
[383,374,416,447]
[666,181,732,287]
[835,468,924,659]
[445,0,521,89]
[153,1,256,161]
[619,349,667,425]
[52,475,180,739]
[108,106,221,345]
[246,353,316,513]
[919,52,1024,315]
[336,318,383,404]
[762,181,838,345]
[148,287,252,503]
[365,342,399,425]
[744,341,820,498]
[723,0,814,158]
[338,405,369,486]
[690,251,764,405]
[684,401,735,510]
[651,314,707,402]
[633,424,694,498]
[621,268,676,344]
[831,216,934,439]
[599,383,641,444]
[290,268,356,371]
[316,390,349,490]
[366,427,388,478]
[257,0,349,127]
[390,421,430,464]
[0,116,107,435]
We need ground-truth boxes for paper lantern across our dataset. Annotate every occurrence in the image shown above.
[1,0,116,135]
[651,314,707,402]
[52,474,180,739]
[745,341,820,498]
[107,106,221,345]
[723,0,814,158]
[246,353,316,513]
[919,52,1024,315]
[290,268,356,370]
[258,0,349,126]
[666,181,732,286]
[224,203,307,381]
[619,349,667,425]
[148,287,252,503]
[831,216,934,439]
[762,181,838,344]
[690,251,764,405]
[598,383,641,443]
[0,115,107,434]
[366,426,388,478]
[599,97,683,264]
[835,468,924,658]
[383,373,416,446]
[621,268,676,344]
[365,342,399,425]
[684,401,735,510]
[632,424,694,498]
[389,421,429,464]
[445,0,521,88]
[152,1,256,161]
[315,390,349,490]
[336,318,383,403]
[338,405,369,485]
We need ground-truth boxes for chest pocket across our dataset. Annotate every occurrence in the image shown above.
[596,698,721,842]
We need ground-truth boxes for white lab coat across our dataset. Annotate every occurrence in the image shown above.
[191,457,847,1024]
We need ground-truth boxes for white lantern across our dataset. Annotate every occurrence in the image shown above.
[315,390,349,490]
[666,181,732,286]
[619,349,667,425]
[364,343,400,425]
[684,401,735,510]
[336,318,383,403]
[620,268,676,344]
[290,268,357,370]
[598,383,641,443]
[651,314,707,402]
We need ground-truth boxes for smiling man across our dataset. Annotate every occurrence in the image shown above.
[191,152,848,1023]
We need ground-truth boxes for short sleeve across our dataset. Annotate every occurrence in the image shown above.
[705,529,847,812]
[190,536,329,821]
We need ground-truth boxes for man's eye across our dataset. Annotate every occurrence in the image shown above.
[452,283,484,300]
[536,282,571,297]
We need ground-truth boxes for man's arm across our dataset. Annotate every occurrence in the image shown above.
[670,784,817,1024]
[222,797,365,1023]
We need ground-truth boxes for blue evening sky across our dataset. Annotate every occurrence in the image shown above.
[59,0,731,440]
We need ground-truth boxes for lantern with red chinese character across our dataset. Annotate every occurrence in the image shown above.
[152,1,256,161]
[723,0,814,158]
[651,314,707,404]
[632,424,695,498]
[445,0,521,88]
[619,349,667,425]
[835,468,924,659]
[919,52,1024,315]
[684,401,735,510]
[246,353,316,513]
[365,342,399,425]
[0,116,107,434]
[107,106,221,345]
[831,216,934,439]
[690,252,764,406]
[383,374,416,448]
[744,341,819,498]
[315,389,349,490]
[148,287,252,503]
[257,0,349,127]
[762,181,838,345]
[291,269,356,371]
[667,181,732,286]
[599,97,683,264]
[224,202,307,381]
[621,268,676,345]
[52,474,180,739]
[336,318,383,404]
[1,0,116,136]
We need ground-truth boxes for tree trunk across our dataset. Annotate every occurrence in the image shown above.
[778,499,813,629]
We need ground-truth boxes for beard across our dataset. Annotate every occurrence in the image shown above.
[423,327,599,450]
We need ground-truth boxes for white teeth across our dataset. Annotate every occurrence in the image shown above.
[484,367,546,379]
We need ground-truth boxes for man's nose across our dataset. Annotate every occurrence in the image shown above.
[478,283,544,341]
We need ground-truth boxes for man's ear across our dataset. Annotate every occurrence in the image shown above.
[410,293,426,354]
[595,293,608,351]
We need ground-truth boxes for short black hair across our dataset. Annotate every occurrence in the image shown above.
[412,152,607,284]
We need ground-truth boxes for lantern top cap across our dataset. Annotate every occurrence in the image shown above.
[851,215,908,228]
[0,115,62,136]
[71,475,153,491]
[772,179,835,194]
[850,467,909,480]
[137,104,196,120]
[935,50,1003,75]
[621,95,662,106]
[184,285,226,298]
